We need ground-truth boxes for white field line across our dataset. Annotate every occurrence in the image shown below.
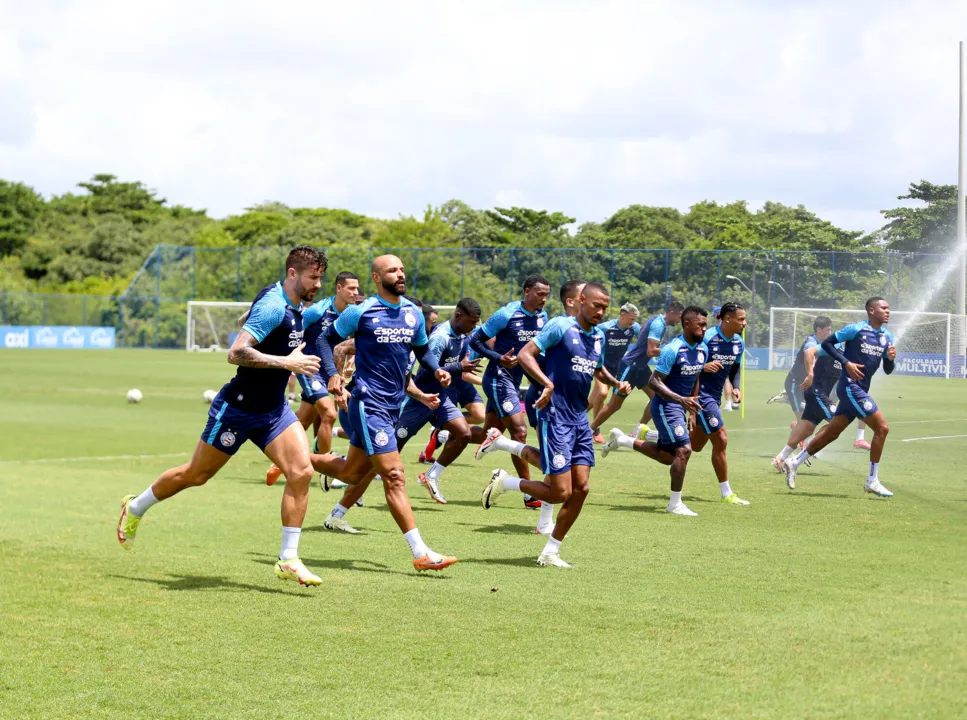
[726,418,967,434]
[901,434,967,443]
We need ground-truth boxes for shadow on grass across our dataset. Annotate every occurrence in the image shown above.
[455,521,533,535]
[110,573,313,597]
[459,556,537,568]
[248,553,448,580]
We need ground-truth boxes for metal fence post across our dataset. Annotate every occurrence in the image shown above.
[43,294,47,324]
[192,247,198,299]
[82,295,87,325]
[236,247,242,301]
[716,252,722,304]
[155,298,160,348]
[460,246,466,299]
[118,297,124,347]
[609,250,615,301]
[1,291,5,324]
[664,250,670,304]
[367,249,373,294]
[560,249,565,288]
[831,252,837,309]
[509,248,516,303]
[412,248,419,297]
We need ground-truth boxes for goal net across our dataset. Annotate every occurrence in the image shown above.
[186,301,251,351]
[769,307,967,379]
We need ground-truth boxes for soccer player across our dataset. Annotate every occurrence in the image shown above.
[117,246,329,586]
[589,301,684,440]
[309,254,459,571]
[469,275,551,487]
[264,271,360,486]
[779,323,822,423]
[480,283,629,568]
[588,302,640,439]
[419,349,485,464]
[600,306,708,516]
[784,298,896,496]
[476,279,585,535]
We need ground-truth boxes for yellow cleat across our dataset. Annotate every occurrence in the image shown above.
[117,494,141,549]
[274,558,322,586]
[721,493,751,506]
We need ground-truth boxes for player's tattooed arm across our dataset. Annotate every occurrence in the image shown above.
[236,310,251,330]
[333,339,355,377]
[649,371,701,413]
[228,331,320,376]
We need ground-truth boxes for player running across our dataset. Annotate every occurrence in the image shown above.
[419,349,485,464]
[588,302,640,440]
[117,246,328,586]
[469,275,551,489]
[309,254,458,571]
[589,301,684,441]
[783,298,896,496]
[480,283,628,568]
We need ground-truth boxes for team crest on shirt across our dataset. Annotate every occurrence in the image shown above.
[624,329,631,335]
[879,335,887,346]
[733,344,739,354]
[236,394,244,402]
[220,431,236,447]
[697,351,705,363]
[311,380,322,390]
[710,417,719,428]
[502,399,516,414]
[397,427,408,439]
[374,430,390,447]
[594,339,601,354]
[863,401,873,411]
[674,425,685,437]
[537,317,544,328]
[404,311,416,327]
[552,454,566,469]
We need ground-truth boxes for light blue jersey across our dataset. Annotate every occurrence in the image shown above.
[533,317,604,426]
[832,322,895,393]
[622,314,666,366]
[598,318,641,368]
[653,335,709,403]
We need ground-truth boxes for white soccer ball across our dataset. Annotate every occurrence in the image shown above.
[126,389,143,404]
[203,389,217,404]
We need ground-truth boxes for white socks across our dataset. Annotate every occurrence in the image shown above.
[791,449,811,468]
[427,462,446,482]
[669,490,682,507]
[129,487,160,517]
[403,528,430,558]
[856,426,866,442]
[720,481,732,498]
[778,445,794,461]
[722,400,733,411]
[331,502,349,519]
[502,475,522,492]
[495,437,526,458]
[645,430,659,442]
[616,433,637,449]
[867,462,879,484]
[542,536,562,555]
[280,526,301,560]
[537,501,554,528]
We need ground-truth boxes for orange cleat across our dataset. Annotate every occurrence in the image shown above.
[854,439,872,450]
[265,465,283,486]
[413,553,458,571]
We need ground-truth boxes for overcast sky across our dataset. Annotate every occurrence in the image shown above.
[2,0,966,232]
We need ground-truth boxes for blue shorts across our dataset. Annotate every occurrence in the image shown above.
[484,370,524,418]
[455,382,483,407]
[695,394,724,435]
[603,359,621,380]
[835,382,878,422]
[802,390,834,425]
[614,358,652,396]
[785,373,806,415]
[396,395,464,444]
[297,373,329,404]
[338,407,351,435]
[202,393,299,456]
[536,418,595,475]
[652,399,690,450]
[524,382,542,429]
[347,396,399,456]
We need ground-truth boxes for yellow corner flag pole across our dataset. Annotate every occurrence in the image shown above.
[741,328,746,420]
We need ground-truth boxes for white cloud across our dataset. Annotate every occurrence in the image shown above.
[1,0,966,232]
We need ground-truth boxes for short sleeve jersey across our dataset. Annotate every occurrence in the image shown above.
[832,322,894,392]
[652,335,708,407]
[224,282,304,413]
[597,319,641,367]
[332,295,429,412]
[790,335,818,380]
[533,317,604,425]
[478,301,549,386]
[700,326,744,401]
[301,296,342,357]
[622,314,666,366]
[415,322,469,396]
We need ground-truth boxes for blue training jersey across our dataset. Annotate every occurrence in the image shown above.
[597,319,641,368]
[832,321,894,392]
[622,314,666,366]
[533,317,604,426]
[475,300,549,386]
[652,335,708,406]
[332,295,429,412]
[812,343,844,397]
[301,296,342,357]
[415,322,469,396]
[223,282,304,413]
[526,315,573,391]
[700,326,744,402]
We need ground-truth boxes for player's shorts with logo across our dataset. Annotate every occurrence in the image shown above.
[484,370,524,418]
[297,372,330,404]
[652,399,690,450]
[801,389,835,424]
[834,381,878,422]
[524,382,542,428]
[396,396,464,442]
[347,396,400,456]
[202,391,299,455]
[455,382,483,408]
[536,418,595,475]
[784,372,806,414]
[614,358,652,396]
[695,394,724,434]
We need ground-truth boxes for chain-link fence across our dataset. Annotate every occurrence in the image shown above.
[3,245,960,348]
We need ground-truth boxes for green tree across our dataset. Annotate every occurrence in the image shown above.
[880,181,961,256]
[0,180,45,256]
[601,205,697,248]
[484,207,575,246]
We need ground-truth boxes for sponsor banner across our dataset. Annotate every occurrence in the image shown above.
[743,348,962,377]
[0,326,116,349]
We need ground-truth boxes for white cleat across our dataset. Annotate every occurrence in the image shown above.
[481,469,507,509]
[535,523,555,536]
[601,428,624,458]
[771,455,787,474]
[864,480,894,498]
[666,502,698,517]
[537,552,571,569]
[475,427,502,460]
[323,515,361,534]
[785,463,798,490]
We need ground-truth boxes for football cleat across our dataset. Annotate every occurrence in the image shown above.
[785,463,798,490]
[274,558,322,586]
[323,515,361,533]
[537,553,571,569]
[666,502,698,517]
[721,493,750,506]
[474,427,502,460]
[864,480,893,498]
[771,455,787,474]
[592,429,605,444]
[854,439,872,451]
[265,465,283,486]
[482,469,508,509]
[601,427,625,459]
[413,552,458,571]
[766,390,788,405]
[116,494,141,549]
[420,472,447,505]
[523,495,541,509]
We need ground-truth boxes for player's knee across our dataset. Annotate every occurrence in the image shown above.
[183,465,217,487]
[548,487,570,504]
[572,480,589,497]
[382,465,406,489]
[319,404,337,426]
[449,425,471,448]
[877,422,890,437]
[287,463,314,487]
[676,446,692,462]
[509,424,528,442]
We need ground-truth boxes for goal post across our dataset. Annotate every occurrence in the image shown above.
[186,301,251,351]
[768,307,967,379]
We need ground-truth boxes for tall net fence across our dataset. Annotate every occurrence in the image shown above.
[3,245,964,352]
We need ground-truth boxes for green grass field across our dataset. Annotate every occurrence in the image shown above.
[1,349,966,719]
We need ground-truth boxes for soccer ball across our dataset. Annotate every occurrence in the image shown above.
[126,389,143,404]
[203,389,217,404]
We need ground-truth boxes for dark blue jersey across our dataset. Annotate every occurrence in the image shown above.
[622,314,666,366]
[789,335,817,380]
[597,318,641,367]
[472,301,549,387]
[223,282,304,413]
[415,322,469,397]
[533,317,604,426]
[832,322,895,393]
[652,335,708,407]
[700,326,744,402]
[301,296,342,357]
[331,296,429,412]
[811,343,844,396]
